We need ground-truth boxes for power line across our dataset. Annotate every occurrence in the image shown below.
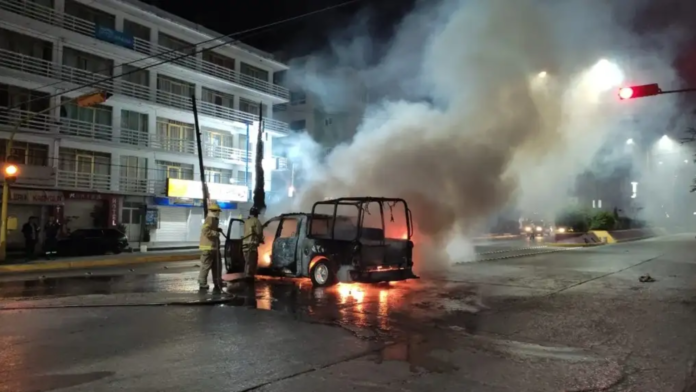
[8,0,363,111]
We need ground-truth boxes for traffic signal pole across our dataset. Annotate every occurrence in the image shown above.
[0,92,108,262]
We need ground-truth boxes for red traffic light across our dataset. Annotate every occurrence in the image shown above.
[618,83,661,100]
[618,87,633,99]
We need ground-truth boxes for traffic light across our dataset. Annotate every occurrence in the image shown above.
[76,91,113,107]
[3,164,18,184]
[618,83,661,100]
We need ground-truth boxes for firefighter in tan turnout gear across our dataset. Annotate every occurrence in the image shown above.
[243,206,264,277]
[198,202,223,290]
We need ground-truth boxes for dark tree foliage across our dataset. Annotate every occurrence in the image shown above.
[252,105,266,212]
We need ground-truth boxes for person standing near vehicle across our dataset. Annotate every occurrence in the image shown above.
[43,216,61,260]
[242,206,264,278]
[198,202,223,291]
[21,216,40,261]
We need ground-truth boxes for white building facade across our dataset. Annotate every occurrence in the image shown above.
[0,0,290,248]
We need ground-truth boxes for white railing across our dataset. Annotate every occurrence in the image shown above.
[150,135,197,155]
[0,0,151,53]
[276,157,288,170]
[0,0,288,100]
[0,47,53,78]
[203,144,251,163]
[0,107,54,133]
[118,177,161,194]
[56,170,111,191]
[156,89,192,111]
[58,118,113,141]
[0,48,290,134]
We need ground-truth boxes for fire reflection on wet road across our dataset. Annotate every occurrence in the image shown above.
[0,270,483,338]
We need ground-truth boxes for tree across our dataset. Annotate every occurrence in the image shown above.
[589,211,616,230]
[556,206,591,232]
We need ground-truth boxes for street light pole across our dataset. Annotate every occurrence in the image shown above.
[0,92,109,262]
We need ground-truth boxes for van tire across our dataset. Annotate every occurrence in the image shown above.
[310,260,336,287]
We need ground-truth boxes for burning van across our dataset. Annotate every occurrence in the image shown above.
[224,197,418,287]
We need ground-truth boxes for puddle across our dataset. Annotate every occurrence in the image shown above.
[376,335,458,373]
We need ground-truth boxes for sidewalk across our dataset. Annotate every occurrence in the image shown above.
[0,249,198,274]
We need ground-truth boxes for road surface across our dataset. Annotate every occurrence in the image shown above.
[0,235,693,391]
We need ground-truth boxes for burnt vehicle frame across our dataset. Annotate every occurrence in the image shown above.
[224,197,418,287]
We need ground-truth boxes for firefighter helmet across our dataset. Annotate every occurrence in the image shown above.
[208,201,221,212]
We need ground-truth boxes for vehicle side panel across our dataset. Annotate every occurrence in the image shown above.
[297,237,354,278]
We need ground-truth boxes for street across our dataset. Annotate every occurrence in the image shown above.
[0,235,694,391]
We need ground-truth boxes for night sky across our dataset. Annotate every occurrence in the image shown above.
[140,0,414,59]
[141,0,696,99]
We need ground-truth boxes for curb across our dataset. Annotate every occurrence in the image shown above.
[0,253,198,273]
[545,242,605,248]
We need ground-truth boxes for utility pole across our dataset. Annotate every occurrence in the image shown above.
[252,102,266,212]
[0,91,111,262]
[190,94,210,216]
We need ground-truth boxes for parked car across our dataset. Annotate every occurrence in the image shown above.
[56,228,130,257]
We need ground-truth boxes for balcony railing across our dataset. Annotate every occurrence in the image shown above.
[0,0,289,100]
[0,0,151,54]
[56,170,110,191]
[0,48,290,133]
[0,106,54,133]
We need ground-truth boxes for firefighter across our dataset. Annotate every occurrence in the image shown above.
[198,202,223,290]
[242,206,264,278]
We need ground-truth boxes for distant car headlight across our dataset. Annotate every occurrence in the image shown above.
[536,226,542,232]
[557,227,566,233]
[525,226,532,232]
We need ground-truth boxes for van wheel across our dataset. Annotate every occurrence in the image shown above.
[310,260,336,287]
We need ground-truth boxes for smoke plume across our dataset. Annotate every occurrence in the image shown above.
[278,0,686,263]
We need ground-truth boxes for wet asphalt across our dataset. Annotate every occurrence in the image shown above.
[1,235,695,391]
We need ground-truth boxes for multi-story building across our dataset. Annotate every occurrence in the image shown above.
[0,0,290,248]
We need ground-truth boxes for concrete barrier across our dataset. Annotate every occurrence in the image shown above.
[549,232,603,247]
[590,228,665,243]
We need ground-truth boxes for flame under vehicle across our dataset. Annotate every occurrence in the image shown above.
[224,197,418,287]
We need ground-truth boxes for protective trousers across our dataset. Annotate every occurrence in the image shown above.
[198,250,222,287]
[243,245,259,276]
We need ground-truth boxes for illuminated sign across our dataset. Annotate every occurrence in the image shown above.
[166,179,248,202]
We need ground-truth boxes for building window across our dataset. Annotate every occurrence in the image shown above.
[0,83,50,114]
[236,171,250,185]
[61,98,112,126]
[156,118,194,153]
[202,50,235,71]
[290,91,306,105]
[157,75,194,97]
[202,88,234,109]
[0,28,53,61]
[62,47,113,77]
[204,168,233,184]
[121,110,148,145]
[123,20,150,41]
[59,148,111,189]
[65,0,115,29]
[120,155,147,178]
[239,98,268,116]
[240,62,269,82]
[155,160,194,181]
[289,120,306,131]
[122,65,149,87]
[0,140,48,166]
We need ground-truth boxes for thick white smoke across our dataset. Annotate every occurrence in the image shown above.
[278,0,685,264]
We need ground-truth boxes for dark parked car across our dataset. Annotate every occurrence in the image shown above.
[57,228,130,257]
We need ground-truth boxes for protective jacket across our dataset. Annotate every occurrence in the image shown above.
[199,215,220,251]
[242,217,264,247]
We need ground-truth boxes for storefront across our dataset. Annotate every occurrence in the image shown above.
[151,197,238,244]
[6,189,64,248]
[62,191,120,234]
